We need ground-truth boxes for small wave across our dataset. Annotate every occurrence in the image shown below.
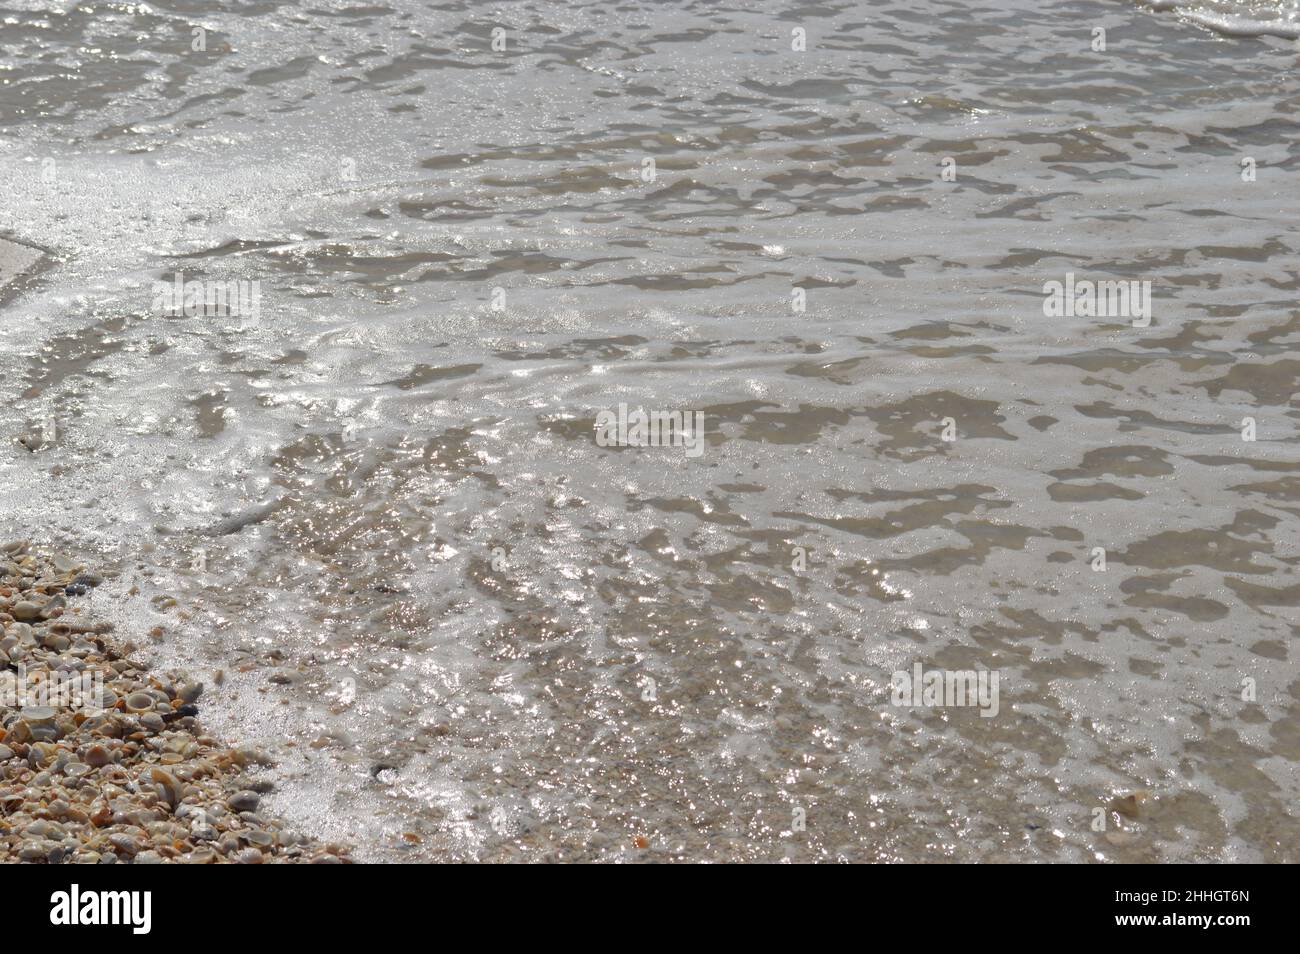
[1148,0,1300,37]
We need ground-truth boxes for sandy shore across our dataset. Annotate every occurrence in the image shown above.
[0,543,351,863]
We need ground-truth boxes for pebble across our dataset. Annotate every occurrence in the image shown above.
[11,601,43,621]
[228,790,260,812]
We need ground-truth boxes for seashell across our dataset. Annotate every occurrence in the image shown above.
[27,742,58,769]
[20,706,57,725]
[108,833,140,855]
[124,691,155,713]
[78,714,112,735]
[150,767,182,809]
[139,712,166,733]
[10,712,54,748]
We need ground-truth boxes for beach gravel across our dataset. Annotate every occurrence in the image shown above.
[0,541,351,864]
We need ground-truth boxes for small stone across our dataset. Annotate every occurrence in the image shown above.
[42,632,70,651]
[1108,791,1150,821]
[11,601,43,621]
[228,790,260,812]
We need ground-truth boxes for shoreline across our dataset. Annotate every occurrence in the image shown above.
[0,542,351,863]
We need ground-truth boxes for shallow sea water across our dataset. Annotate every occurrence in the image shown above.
[1,0,1298,861]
